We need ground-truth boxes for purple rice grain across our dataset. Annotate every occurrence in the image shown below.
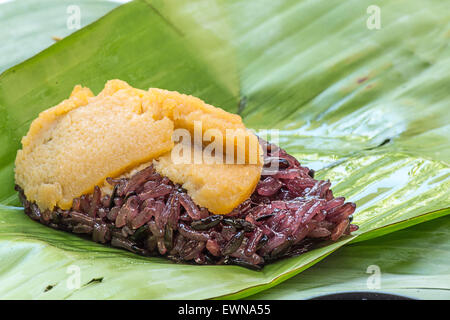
[16,139,358,269]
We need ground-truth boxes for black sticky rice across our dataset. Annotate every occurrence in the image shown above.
[16,139,358,270]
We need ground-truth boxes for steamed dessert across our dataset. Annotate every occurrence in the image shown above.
[15,80,260,215]
[15,80,357,269]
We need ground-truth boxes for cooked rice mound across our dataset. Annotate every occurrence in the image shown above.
[14,80,358,268]
[14,80,261,214]
[15,139,358,269]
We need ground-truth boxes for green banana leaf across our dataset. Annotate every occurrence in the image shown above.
[0,0,119,74]
[249,215,450,300]
[0,0,449,299]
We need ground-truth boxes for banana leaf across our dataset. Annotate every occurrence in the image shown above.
[248,215,450,300]
[0,0,448,299]
[0,0,119,74]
